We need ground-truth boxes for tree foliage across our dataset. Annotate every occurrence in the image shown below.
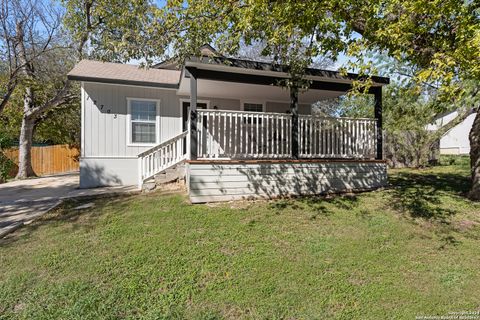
[0,130,13,182]
[64,1,479,80]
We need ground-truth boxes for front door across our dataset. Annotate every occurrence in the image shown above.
[182,101,207,131]
[182,101,207,154]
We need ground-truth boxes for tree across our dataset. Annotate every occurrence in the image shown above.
[336,54,479,168]
[0,130,13,183]
[62,0,480,199]
[384,82,477,168]
[0,89,80,147]
[0,0,41,114]
[62,0,174,63]
[0,0,80,178]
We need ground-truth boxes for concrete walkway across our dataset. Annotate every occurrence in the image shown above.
[0,173,139,237]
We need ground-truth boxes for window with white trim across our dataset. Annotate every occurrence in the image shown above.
[129,99,158,144]
[243,102,264,112]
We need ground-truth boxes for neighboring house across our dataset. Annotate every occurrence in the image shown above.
[428,110,476,155]
[67,46,390,203]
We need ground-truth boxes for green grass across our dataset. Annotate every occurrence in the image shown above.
[1,160,480,319]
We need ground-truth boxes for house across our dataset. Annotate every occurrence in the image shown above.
[429,110,476,155]
[67,47,390,203]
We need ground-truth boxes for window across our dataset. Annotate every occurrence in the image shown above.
[242,102,264,125]
[243,103,264,112]
[128,99,159,144]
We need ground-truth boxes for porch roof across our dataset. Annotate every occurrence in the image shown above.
[184,56,390,87]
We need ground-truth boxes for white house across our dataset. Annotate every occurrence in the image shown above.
[429,110,476,155]
[67,47,390,203]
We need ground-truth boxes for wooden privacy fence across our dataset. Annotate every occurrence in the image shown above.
[4,144,79,176]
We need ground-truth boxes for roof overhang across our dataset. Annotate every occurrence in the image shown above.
[67,74,179,89]
[67,60,181,89]
[184,56,389,92]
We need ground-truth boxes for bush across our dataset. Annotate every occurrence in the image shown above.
[0,133,14,183]
[439,155,470,167]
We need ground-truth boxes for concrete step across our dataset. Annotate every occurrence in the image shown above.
[155,172,178,184]
[142,162,186,193]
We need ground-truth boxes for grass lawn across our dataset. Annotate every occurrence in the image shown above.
[1,157,480,319]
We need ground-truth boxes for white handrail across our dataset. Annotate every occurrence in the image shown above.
[137,131,188,188]
[197,109,289,116]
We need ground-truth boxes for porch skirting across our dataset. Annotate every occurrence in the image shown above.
[187,160,387,203]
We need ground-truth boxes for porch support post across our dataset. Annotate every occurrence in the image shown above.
[373,87,383,160]
[290,86,299,159]
[189,68,198,160]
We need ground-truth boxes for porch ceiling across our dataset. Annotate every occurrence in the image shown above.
[177,78,344,104]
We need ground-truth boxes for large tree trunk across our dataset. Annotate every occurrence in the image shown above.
[468,111,480,201]
[16,82,37,179]
[16,20,37,179]
[16,114,36,178]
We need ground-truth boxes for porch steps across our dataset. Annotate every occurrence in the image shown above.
[142,162,186,193]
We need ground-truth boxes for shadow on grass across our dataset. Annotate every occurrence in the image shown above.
[0,195,133,246]
[388,170,470,223]
[388,169,473,249]
[269,194,360,219]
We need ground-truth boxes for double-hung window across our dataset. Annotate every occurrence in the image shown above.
[242,102,264,124]
[128,99,159,145]
[243,103,264,112]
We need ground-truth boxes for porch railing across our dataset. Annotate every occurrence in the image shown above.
[299,116,377,159]
[197,109,292,159]
[195,109,377,160]
[137,131,188,187]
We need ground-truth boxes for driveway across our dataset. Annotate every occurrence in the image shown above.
[0,173,138,237]
[0,173,79,237]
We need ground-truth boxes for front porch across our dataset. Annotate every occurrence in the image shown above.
[138,56,389,202]
[137,105,387,202]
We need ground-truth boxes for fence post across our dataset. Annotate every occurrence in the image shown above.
[290,86,299,159]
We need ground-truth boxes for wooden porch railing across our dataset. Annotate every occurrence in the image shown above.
[137,131,188,187]
[197,109,292,159]
[195,109,377,160]
[298,116,377,159]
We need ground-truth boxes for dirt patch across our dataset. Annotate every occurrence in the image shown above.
[455,220,479,232]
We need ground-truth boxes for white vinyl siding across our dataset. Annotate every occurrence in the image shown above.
[82,83,181,158]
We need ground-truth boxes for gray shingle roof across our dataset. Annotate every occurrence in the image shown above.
[67,60,181,88]
[186,56,390,85]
